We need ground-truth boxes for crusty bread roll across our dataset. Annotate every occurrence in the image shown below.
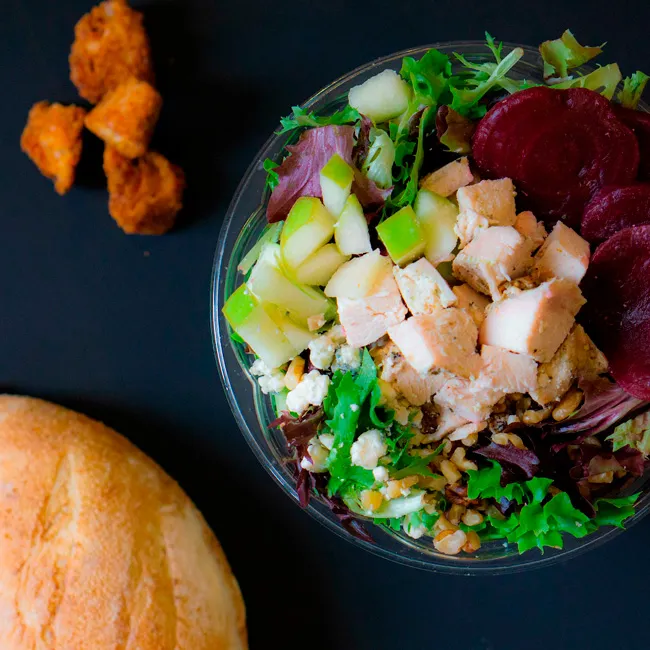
[0,395,247,650]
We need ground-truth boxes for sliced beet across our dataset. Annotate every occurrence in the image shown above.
[472,88,640,228]
[582,184,650,243]
[614,105,650,181]
[581,225,650,400]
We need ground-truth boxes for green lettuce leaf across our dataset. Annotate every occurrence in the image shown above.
[590,494,639,529]
[277,104,361,135]
[362,128,395,189]
[466,460,527,503]
[400,48,453,110]
[325,350,380,496]
[607,412,650,455]
[617,71,650,109]
[539,30,603,79]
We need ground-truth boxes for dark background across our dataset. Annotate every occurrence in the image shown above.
[1,0,648,648]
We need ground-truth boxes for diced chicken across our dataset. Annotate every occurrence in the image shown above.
[338,268,407,348]
[388,309,480,377]
[419,157,474,197]
[455,210,489,248]
[393,258,457,315]
[452,226,533,301]
[480,345,538,394]
[452,284,491,327]
[531,325,608,405]
[372,342,448,406]
[533,222,591,285]
[435,376,501,423]
[455,178,517,246]
[514,211,547,251]
[479,279,586,362]
[435,407,472,440]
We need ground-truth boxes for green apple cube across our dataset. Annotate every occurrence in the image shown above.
[376,206,426,266]
[320,154,354,217]
[267,306,316,353]
[325,249,391,299]
[295,243,350,286]
[414,189,459,265]
[247,244,335,322]
[222,285,297,368]
[334,194,372,256]
[280,197,335,272]
[348,69,413,123]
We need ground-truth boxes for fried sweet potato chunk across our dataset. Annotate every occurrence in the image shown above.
[21,101,87,195]
[104,146,185,234]
[70,0,154,104]
[85,78,162,158]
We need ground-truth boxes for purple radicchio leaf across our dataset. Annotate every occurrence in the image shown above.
[545,377,648,452]
[474,442,540,480]
[266,125,391,223]
[271,412,374,543]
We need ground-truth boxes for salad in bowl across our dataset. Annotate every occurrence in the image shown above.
[218,32,650,565]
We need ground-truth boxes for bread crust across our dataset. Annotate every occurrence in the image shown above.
[0,395,247,650]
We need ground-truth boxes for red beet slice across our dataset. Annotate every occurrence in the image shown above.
[581,225,650,400]
[582,184,650,243]
[472,88,640,228]
[614,105,650,181]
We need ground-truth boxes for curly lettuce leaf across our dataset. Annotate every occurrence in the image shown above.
[450,43,525,118]
[617,71,650,109]
[551,63,622,100]
[473,461,640,553]
[607,411,650,456]
[436,106,476,154]
[540,30,603,79]
[277,104,361,135]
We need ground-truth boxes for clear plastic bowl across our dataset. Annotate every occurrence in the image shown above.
[211,42,650,574]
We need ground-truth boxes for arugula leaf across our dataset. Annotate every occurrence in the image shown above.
[367,382,394,429]
[539,29,603,79]
[391,452,441,480]
[385,422,415,467]
[263,158,280,192]
[325,350,380,496]
[277,105,361,135]
[617,71,650,109]
[551,63,622,100]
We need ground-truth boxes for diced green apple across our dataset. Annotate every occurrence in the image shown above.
[414,189,459,265]
[280,197,336,272]
[222,285,297,368]
[334,194,372,256]
[324,249,391,299]
[266,305,316,352]
[348,69,413,123]
[247,243,335,322]
[320,153,354,217]
[295,243,350,286]
[376,206,426,266]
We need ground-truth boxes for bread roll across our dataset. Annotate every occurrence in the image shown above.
[0,396,247,650]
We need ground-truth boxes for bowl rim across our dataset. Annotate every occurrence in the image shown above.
[211,40,650,574]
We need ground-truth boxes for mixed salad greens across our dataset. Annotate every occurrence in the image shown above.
[223,31,650,557]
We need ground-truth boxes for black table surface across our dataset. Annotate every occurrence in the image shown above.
[2,1,649,648]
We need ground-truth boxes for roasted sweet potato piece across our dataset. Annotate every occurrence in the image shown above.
[21,101,87,195]
[85,78,162,158]
[104,146,185,234]
[70,0,154,104]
